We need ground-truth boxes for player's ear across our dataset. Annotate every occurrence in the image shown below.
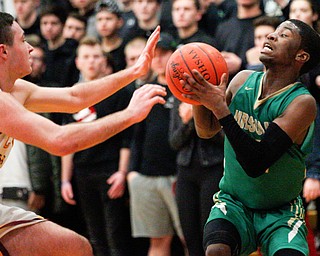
[0,44,8,58]
[295,50,310,63]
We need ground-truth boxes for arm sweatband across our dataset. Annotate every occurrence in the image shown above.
[219,114,293,178]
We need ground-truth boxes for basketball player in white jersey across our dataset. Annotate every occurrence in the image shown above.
[0,12,164,256]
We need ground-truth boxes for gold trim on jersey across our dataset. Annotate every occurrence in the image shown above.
[254,75,299,109]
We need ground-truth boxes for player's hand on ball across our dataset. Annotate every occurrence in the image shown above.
[128,84,166,123]
[181,71,229,117]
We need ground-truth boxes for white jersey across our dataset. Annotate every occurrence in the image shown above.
[0,133,14,168]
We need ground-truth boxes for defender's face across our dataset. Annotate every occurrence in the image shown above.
[7,22,34,79]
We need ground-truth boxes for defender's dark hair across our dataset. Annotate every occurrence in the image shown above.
[289,19,320,75]
[0,12,14,46]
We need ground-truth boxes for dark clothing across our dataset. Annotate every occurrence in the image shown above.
[129,79,177,176]
[64,88,133,168]
[63,87,133,256]
[306,102,320,180]
[215,15,262,71]
[122,22,177,45]
[169,98,224,256]
[103,40,127,72]
[16,16,44,43]
[176,29,217,49]
[43,38,79,87]
[199,3,221,37]
[215,0,238,24]
[74,164,132,256]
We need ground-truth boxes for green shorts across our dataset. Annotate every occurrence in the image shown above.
[205,191,308,256]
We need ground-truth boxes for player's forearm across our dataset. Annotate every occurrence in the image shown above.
[48,108,137,156]
[193,105,221,138]
[71,65,141,110]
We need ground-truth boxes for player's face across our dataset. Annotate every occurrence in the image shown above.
[75,44,106,81]
[6,22,34,80]
[260,21,302,66]
[172,0,202,29]
[40,15,64,41]
[95,11,123,38]
[289,0,318,28]
[63,17,86,41]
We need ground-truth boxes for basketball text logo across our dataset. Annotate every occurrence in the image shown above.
[188,49,211,81]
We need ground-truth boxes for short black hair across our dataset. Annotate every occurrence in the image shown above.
[253,16,282,30]
[67,12,88,28]
[0,12,14,46]
[289,19,320,75]
[39,5,68,25]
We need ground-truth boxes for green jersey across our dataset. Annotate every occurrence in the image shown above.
[220,71,314,209]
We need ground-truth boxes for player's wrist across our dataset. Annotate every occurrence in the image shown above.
[61,180,71,186]
[214,108,231,121]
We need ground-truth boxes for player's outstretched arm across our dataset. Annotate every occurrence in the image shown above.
[0,84,166,156]
[20,26,161,114]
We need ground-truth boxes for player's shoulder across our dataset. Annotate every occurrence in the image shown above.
[227,70,255,97]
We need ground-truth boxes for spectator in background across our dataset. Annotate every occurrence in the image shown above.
[169,100,224,256]
[13,0,43,40]
[246,15,281,71]
[211,0,237,23]
[63,12,88,41]
[127,33,184,256]
[171,0,217,47]
[124,36,156,94]
[61,36,133,256]
[40,5,88,235]
[69,0,98,37]
[123,0,175,42]
[118,0,137,39]
[215,0,263,78]
[0,140,33,211]
[198,0,221,36]
[261,0,290,19]
[95,0,127,72]
[23,34,85,233]
[40,4,79,88]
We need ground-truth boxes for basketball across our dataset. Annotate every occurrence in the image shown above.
[165,42,228,105]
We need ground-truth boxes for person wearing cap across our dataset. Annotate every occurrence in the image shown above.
[127,32,186,256]
[95,0,127,72]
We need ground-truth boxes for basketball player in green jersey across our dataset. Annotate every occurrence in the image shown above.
[180,19,320,256]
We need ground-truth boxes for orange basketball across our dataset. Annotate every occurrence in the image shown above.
[165,42,228,105]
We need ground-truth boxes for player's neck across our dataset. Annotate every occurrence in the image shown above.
[262,69,299,97]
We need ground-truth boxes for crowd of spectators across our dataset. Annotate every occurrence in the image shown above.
[2,0,320,255]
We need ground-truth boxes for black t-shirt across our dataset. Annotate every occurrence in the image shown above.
[129,79,177,176]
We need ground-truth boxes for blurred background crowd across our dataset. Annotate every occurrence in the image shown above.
[1,0,320,255]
